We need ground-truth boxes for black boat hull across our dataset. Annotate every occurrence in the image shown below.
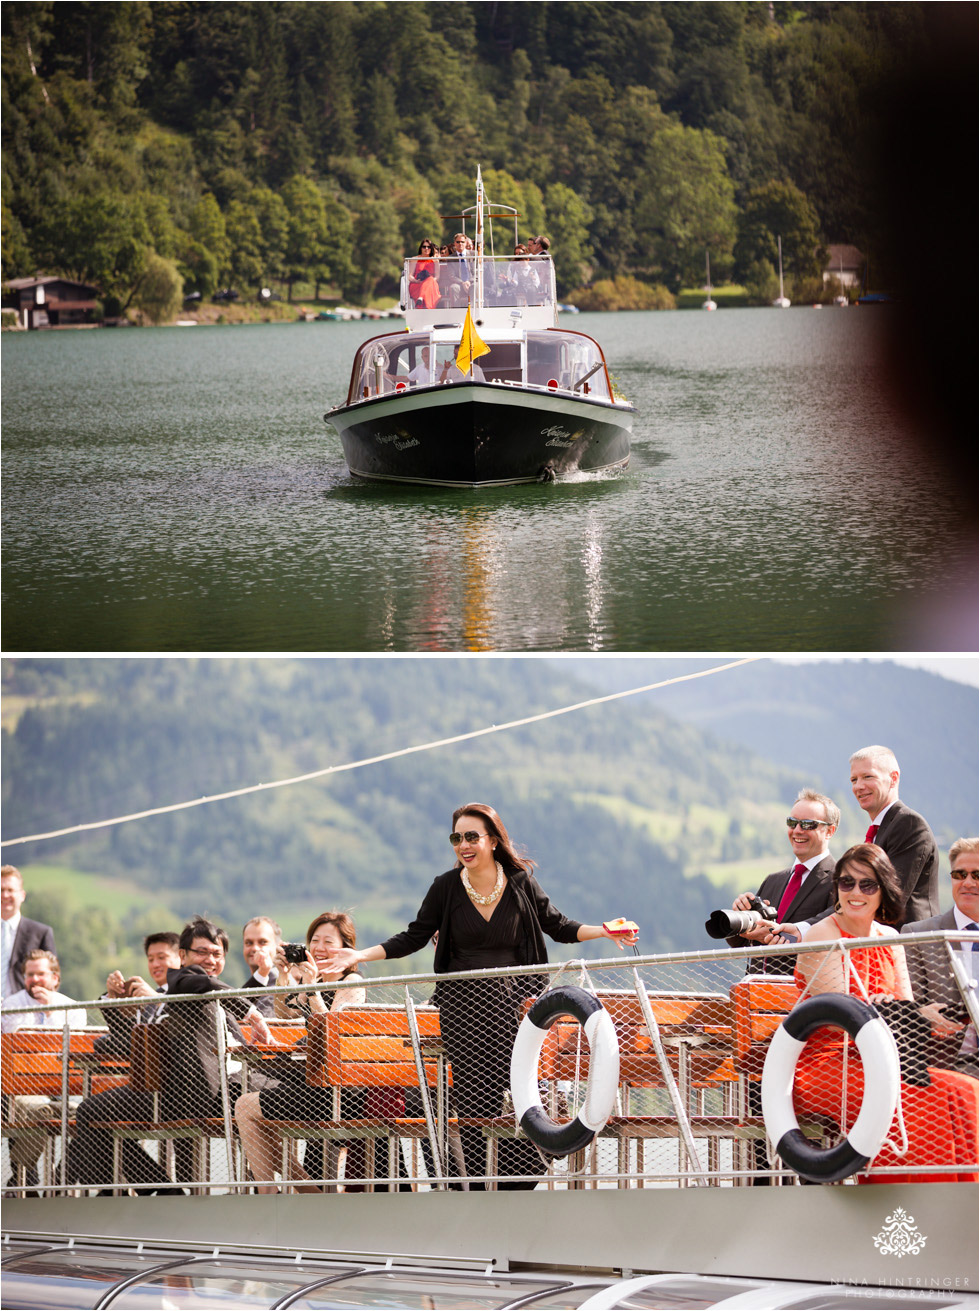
[326,383,633,487]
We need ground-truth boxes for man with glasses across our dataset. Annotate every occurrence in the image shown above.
[849,745,939,924]
[63,920,278,1194]
[901,837,979,1076]
[164,918,278,1117]
[726,789,839,974]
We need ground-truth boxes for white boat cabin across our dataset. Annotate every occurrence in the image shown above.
[340,253,619,407]
[344,323,617,407]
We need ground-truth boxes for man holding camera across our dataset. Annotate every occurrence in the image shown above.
[242,916,282,1017]
[726,789,840,974]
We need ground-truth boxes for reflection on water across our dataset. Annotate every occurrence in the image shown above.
[1,313,975,652]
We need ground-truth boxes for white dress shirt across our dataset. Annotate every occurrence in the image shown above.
[2,988,86,1032]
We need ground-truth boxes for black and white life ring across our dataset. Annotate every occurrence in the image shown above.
[509,985,620,1156]
[761,993,900,1183]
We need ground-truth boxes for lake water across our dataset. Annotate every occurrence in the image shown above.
[2,310,974,652]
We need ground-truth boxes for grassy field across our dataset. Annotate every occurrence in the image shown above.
[18,863,178,919]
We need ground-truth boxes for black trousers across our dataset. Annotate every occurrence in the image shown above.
[438,978,541,1190]
[64,1085,195,1189]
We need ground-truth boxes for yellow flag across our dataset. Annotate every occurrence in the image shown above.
[456,306,490,376]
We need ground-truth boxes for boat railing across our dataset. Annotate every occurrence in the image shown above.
[401,254,557,326]
[2,932,975,1196]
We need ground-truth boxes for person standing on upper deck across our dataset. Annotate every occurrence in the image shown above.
[850,745,940,925]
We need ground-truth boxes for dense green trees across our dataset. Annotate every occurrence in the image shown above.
[1,2,959,307]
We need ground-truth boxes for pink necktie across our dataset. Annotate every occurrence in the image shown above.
[776,864,806,920]
[865,824,879,843]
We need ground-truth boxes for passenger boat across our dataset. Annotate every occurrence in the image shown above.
[324,170,633,488]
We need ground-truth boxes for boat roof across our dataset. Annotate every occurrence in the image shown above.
[4,1229,977,1309]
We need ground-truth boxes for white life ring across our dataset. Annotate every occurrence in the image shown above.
[510,985,620,1156]
[761,993,900,1182]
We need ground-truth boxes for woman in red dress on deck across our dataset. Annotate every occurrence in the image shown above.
[408,238,441,309]
[793,843,978,1185]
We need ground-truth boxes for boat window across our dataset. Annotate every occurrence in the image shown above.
[0,1248,188,1310]
[606,1276,764,1308]
[526,334,611,400]
[286,1269,562,1309]
[506,1287,609,1309]
[104,1258,364,1307]
[0,1240,64,1265]
[431,341,522,386]
[350,334,428,400]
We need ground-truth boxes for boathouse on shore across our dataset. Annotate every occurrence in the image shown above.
[2,275,99,329]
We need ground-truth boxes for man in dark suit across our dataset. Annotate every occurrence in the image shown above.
[850,746,940,925]
[901,837,978,1076]
[1,865,56,998]
[727,789,840,974]
[97,931,181,1054]
[65,931,184,1191]
[241,916,281,1017]
[65,918,278,1192]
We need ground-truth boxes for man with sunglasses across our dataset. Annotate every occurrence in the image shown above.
[901,837,979,1076]
[443,232,473,307]
[726,789,839,974]
[849,745,940,925]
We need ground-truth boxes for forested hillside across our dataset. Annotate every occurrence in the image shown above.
[2,657,971,1000]
[2,2,968,314]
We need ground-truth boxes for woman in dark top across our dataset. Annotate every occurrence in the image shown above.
[322,802,638,1190]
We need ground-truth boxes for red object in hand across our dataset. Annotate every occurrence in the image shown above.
[603,918,639,937]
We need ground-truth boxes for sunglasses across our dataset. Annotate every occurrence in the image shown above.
[449,830,488,846]
[786,817,830,830]
[837,875,880,894]
[951,868,979,881]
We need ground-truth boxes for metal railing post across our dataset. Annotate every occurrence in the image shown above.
[404,987,445,1188]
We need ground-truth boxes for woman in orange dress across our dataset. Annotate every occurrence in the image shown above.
[793,843,978,1184]
[408,239,441,309]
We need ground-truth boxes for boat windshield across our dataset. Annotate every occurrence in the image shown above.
[345,330,612,404]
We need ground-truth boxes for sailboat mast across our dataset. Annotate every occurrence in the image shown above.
[777,234,784,300]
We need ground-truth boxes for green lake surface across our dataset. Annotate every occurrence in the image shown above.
[2,309,973,652]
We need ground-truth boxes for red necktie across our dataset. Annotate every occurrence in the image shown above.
[865,824,879,843]
[776,864,807,920]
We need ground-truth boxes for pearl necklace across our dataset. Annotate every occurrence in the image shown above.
[461,860,505,906]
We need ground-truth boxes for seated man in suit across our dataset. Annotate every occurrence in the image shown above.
[97,931,181,1054]
[64,919,277,1193]
[727,789,839,973]
[901,837,978,1077]
[1,865,56,1000]
[64,931,182,1193]
[2,950,85,1193]
[850,745,940,925]
[241,917,281,1017]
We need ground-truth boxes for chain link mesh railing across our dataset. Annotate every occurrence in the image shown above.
[2,934,976,1197]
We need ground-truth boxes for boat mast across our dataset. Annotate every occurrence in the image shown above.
[474,165,485,315]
